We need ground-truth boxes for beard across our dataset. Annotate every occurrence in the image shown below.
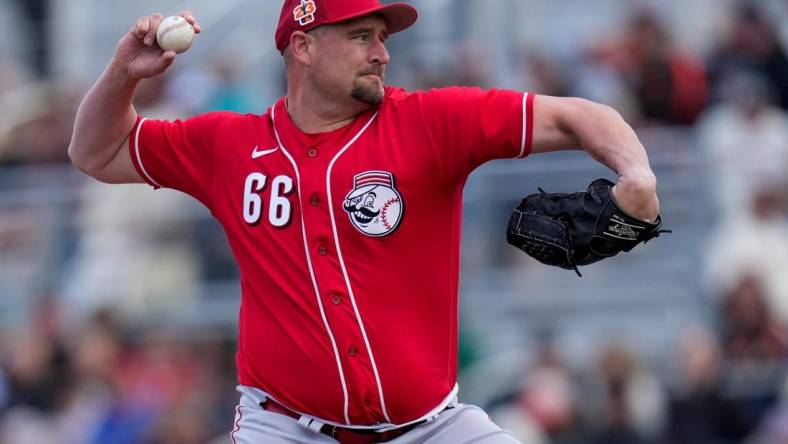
[350,71,385,105]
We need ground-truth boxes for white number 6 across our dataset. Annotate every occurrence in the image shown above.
[243,173,293,227]
[269,175,294,228]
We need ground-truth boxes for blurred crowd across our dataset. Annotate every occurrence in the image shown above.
[0,299,238,444]
[487,297,788,444]
[1,1,788,443]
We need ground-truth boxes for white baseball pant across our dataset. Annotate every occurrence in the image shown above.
[229,386,522,443]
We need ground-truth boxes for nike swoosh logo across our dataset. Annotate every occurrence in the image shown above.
[252,145,279,159]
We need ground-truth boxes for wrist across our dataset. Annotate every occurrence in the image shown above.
[106,58,139,86]
[612,170,659,222]
[618,168,657,195]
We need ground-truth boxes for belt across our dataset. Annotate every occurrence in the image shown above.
[260,399,431,444]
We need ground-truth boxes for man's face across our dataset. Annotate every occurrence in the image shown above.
[308,15,390,105]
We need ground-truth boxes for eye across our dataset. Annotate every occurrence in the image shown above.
[353,34,369,42]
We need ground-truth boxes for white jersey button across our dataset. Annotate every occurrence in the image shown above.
[318,245,328,256]
[348,346,359,357]
[307,148,318,158]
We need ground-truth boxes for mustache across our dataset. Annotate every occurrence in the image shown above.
[343,203,380,218]
[358,66,385,78]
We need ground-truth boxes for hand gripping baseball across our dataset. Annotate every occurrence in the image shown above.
[111,11,201,81]
[506,178,670,276]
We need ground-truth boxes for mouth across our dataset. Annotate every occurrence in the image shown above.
[358,68,385,81]
[358,74,384,85]
[344,203,380,225]
[352,211,375,225]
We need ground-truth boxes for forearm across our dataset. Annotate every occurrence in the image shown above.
[576,101,658,220]
[68,61,139,174]
[560,99,654,182]
[534,96,659,221]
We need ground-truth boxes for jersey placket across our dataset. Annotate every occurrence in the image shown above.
[272,103,387,425]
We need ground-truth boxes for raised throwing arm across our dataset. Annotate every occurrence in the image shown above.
[68,12,201,184]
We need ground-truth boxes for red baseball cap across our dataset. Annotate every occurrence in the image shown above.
[275,0,418,53]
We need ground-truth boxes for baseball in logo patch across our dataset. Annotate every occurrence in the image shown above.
[293,0,317,26]
[343,171,404,237]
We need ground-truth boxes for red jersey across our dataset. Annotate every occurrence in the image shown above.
[129,86,535,426]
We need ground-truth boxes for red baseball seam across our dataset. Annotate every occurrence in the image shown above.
[380,197,399,230]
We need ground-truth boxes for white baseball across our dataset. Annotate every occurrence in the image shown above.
[156,16,195,54]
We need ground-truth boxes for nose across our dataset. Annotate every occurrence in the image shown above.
[370,39,390,66]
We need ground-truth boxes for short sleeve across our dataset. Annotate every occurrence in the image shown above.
[420,87,535,179]
[129,112,225,204]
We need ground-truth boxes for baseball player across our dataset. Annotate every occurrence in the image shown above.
[68,1,661,443]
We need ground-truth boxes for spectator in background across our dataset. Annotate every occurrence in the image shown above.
[58,309,125,444]
[491,333,579,444]
[519,341,581,444]
[715,274,787,439]
[707,2,788,111]
[699,69,788,217]
[704,183,788,327]
[99,324,231,444]
[584,342,666,444]
[701,64,788,326]
[664,325,743,444]
[720,275,788,361]
[0,303,236,444]
[0,296,70,415]
[592,8,708,126]
[0,296,71,443]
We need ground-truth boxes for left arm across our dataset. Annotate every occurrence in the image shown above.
[531,95,659,222]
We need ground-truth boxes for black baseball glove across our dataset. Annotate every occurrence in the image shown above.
[506,178,668,276]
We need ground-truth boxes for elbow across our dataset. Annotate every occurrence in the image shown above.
[67,142,85,172]
[67,142,93,176]
[67,141,107,179]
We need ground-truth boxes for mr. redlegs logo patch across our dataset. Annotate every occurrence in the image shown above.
[294,0,317,26]
[343,171,404,237]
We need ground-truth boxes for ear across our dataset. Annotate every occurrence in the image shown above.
[290,31,313,67]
